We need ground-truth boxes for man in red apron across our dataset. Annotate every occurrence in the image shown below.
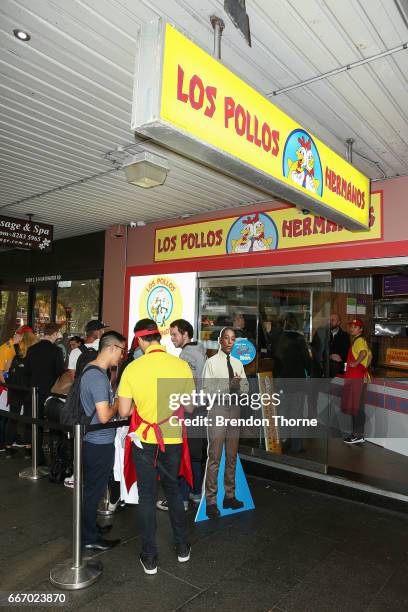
[118,318,195,575]
[341,319,372,445]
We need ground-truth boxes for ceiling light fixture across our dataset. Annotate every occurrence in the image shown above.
[122,151,169,188]
[13,29,31,41]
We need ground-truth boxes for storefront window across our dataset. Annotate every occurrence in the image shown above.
[198,271,408,497]
[34,289,52,334]
[0,290,28,343]
[198,274,331,470]
[56,279,100,336]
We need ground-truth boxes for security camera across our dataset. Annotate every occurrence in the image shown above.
[301,209,310,215]
[129,222,137,228]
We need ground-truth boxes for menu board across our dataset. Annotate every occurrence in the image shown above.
[383,275,408,297]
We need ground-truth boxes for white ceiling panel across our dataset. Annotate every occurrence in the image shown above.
[0,0,407,239]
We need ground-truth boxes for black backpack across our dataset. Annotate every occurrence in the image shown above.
[75,345,98,378]
[60,365,104,427]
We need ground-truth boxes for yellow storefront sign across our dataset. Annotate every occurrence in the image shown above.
[155,193,381,262]
[133,21,370,230]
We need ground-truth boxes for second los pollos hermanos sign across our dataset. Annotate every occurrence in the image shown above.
[0,215,53,251]
[132,20,370,230]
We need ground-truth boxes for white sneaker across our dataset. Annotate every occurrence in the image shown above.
[177,544,191,562]
[64,476,74,488]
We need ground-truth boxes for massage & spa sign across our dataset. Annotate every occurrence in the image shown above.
[133,20,370,230]
[0,215,53,251]
[155,192,381,262]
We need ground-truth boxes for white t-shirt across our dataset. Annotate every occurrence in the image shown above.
[68,339,99,371]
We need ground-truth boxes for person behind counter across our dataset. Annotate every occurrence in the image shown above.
[274,313,312,454]
[341,319,372,445]
[311,313,350,378]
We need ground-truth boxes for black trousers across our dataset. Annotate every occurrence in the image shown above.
[83,442,115,545]
[132,443,188,557]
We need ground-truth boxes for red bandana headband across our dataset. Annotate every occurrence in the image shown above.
[134,328,159,338]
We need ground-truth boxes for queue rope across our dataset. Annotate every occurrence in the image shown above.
[1,383,131,590]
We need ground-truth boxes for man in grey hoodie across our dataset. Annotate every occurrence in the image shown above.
[156,319,206,511]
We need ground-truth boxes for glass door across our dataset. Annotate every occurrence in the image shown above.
[198,272,332,473]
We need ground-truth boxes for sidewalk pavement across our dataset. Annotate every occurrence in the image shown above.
[1,454,408,611]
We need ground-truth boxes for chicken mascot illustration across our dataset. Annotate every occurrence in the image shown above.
[252,214,273,251]
[231,216,254,253]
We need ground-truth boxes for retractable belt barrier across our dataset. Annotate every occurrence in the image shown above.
[1,383,130,590]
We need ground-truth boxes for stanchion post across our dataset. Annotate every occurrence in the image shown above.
[19,387,48,480]
[97,484,114,517]
[50,423,103,589]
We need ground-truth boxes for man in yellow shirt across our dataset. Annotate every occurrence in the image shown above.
[118,318,195,575]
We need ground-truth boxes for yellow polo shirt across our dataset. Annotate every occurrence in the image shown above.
[0,339,16,372]
[352,336,372,382]
[352,336,371,368]
[118,344,195,444]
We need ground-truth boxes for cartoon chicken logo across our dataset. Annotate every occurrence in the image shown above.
[149,288,171,326]
[230,213,276,254]
[283,130,323,197]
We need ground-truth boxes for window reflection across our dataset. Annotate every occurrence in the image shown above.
[0,290,28,343]
[56,279,100,335]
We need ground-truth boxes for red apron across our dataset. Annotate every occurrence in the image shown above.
[341,346,368,416]
[123,405,192,493]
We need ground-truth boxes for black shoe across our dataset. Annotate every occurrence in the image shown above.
[223,497,244,510]
[83,537,120,551]
[5,447,16,459]
[24,447,32,459]
[97,524,113,535]
[206,503,220,519]
[176,544,191,563]
[140,553,158,575]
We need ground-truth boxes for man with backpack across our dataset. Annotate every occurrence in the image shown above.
[79,330,125,552]
[68,320,108,380]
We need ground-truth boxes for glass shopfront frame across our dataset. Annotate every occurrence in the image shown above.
[197,266,408,498]
[198,271,332,475]
[0,276,102,341]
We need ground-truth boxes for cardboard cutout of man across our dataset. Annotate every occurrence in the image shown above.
[202,327,249,518]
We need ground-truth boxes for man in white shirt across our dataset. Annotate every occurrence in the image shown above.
[202,327,249,518]
[68,320,108,380]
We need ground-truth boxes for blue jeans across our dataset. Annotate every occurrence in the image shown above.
[82,442,114,545]
[180,460,203,501]
[132,443,188,557]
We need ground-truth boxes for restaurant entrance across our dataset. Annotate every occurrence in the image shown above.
[198,266,408,499]
[198,271,332,473]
